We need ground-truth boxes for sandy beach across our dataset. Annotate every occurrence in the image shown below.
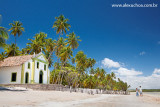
[0,88,160,107]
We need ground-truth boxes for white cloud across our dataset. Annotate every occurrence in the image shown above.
[111,67,143,76]
[139,51,146,56]
[114,69,160,89]
[153,68,160,74]
[101,58,160,89]
[101,58,121,68]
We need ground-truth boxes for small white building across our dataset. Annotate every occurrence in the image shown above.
[0,52,50,84]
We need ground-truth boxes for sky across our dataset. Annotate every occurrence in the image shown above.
[0,0,160,89]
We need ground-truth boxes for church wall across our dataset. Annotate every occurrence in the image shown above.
[34,55,48,84]
[0,66,22,84]
[23,59,33,84]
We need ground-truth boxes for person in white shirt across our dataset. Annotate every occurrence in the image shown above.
[139,86,143,96]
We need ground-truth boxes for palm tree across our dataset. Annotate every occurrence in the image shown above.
[53,14,71,37]
[26,32,55,66]
[108,72,116,90]
[59,46,73,65]
[51,62,61,84]
[107,72,116,90]
[4,43,20,57]
[49,15,71,84]
[87,58,96,68]
[65,70,78,87]
[99,69,106,89]
[75,51,88,87]
[27,32,47,54]
[118,78,121,82]
[48,15,71,67]
[45,38,56,66]
[67,32,81,50]
[89,68,95,75]
[44,51,54,67]
[75,51,87,70]
[9,21,24,52]
[94,67,101,88]
[0,27,8,48]
[45,38,56,53]
[0,52,6,61]
[106,74,111,90]
[59,46,73,84]
[54,37,67,84]
[85,58,96,75]
[84,75,95,89]
[100,69,106,80]
[71,57,75,64]
[111,72,116,79]
[95,67,101,78]
[21,48,27,55]
[55,37,67,57]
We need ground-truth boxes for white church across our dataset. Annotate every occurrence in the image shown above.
[0,52,50,84]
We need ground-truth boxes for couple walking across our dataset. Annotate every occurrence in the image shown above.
[136,86,143,97]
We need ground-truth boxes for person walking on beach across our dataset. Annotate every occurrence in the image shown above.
[139,86,143,97]
[136,88,139,97]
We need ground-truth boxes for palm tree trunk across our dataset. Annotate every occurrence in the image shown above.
[60,72,64,84]
[56,70,60,84]
[55,54,60,84]
[14,36,16,56]
[60,60,68,84]
[60,66,64,84]
[48,48,54,61]
[52,71,56,84]
[52,34,61,84]
[57,58,61,84]
[60,66,63,84]
[59,34,60,39]
[73,74,78,88]
[53,71,56,84]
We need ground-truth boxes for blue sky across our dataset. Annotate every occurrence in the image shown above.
[0,0,160,88]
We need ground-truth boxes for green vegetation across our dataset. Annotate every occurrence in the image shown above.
[9,21,24,55]
[0,15,130,91]
[0,27,8,48]
[143,89,160,92]
[130,89,160,92]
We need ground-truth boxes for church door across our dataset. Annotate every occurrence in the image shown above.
[25,72,29,83]
[39,71,43,84]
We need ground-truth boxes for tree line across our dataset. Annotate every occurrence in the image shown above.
[0,15,130,91]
